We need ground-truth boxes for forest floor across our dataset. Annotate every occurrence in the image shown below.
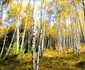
[0,44,85,70]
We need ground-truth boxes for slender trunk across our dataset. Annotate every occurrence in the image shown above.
[75,20,80,55]
[0,0,3,24]
[32,24,36,70]
[72,34,75,53]
[63,31,65,47]
[17,0,21,53]
[41,35,44,57]
[82,0,85,20]
[69,13,75,53]
[0,27,8,57]
[27,0,31,53]
[74,24,76,54]
[41,3,45,56]
[82,0,85,41]
[27,31,32,53]
[58,14,62,53]
[3,24,17,60]
[73,0,85,42]
[36,30,42,70]
[76,28,80,55]
[32,0,36,70]
[47,37,50,48]
[36,0,43,69]
[58,30,62,53]
[20,17,27,56]
[17,20,20,53]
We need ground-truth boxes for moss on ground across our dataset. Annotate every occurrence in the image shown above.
[0,46,85,70]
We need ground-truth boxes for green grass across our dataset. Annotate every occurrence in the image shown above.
[0,46,85,70]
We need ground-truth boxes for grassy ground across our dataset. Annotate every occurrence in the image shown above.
[0,45,85,70]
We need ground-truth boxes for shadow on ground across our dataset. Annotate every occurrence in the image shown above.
[0,52,85,70]
[75,61,85,70]
[0,54,32,70]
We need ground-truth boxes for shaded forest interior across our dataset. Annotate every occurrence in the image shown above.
[0,0,85,70]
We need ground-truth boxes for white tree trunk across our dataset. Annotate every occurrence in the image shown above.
[75,21,80,55]
[0,27,8,57]
[76,29,80,55]
[36,30,42,70]
[41,34,44,57]
[20,17,27,57]
[41,0,45,57]
[32,26,36,70]
[74,0,84,42]
[17,0,21,53]
[0,0,3,24]
[3,24,18,60]
[58,30,62,53]
[17,21,19,53]
[32,0,36,70]
[21,18,27,50]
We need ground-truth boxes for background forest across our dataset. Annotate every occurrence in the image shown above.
[0,0,85,70]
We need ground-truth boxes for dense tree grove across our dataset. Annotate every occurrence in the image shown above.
[0,0,85,70]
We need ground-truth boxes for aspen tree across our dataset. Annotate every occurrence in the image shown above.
[32,0,36,70]
[36,0,44,70]
[0,27,8,57]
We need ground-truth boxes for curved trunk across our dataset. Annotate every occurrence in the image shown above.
[0,27,8,57]
[3,24,17,60]
[20,17,27,56]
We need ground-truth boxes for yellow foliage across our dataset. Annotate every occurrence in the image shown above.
[22,3,27,11]
[49,26,57,39]
[0,25,6,34]
[58,0,68,6]
[78,12,84,18]
[8,2,20,17]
